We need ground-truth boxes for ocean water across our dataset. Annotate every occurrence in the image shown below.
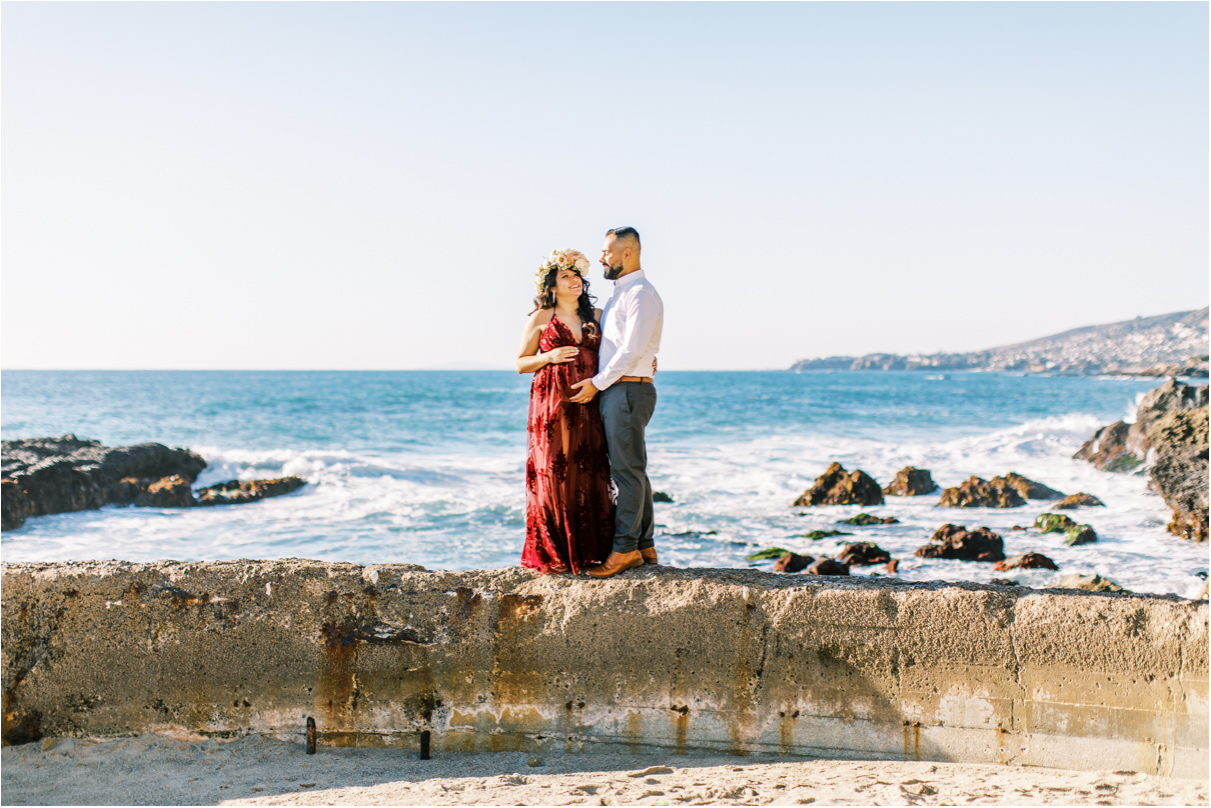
[1,370,1206,597]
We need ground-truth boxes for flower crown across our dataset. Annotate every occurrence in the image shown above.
[535,248,591,292]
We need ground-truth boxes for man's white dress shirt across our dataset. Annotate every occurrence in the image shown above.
[592,269,663,391]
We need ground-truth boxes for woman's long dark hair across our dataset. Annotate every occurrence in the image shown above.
[533,268,598,335]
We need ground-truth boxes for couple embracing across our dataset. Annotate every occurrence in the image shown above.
[516,227,663,579]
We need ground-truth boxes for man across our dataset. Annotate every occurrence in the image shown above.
[569,226,664,578]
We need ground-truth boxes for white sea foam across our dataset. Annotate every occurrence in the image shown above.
[642,412,1206,598]
[2,413,1206,598]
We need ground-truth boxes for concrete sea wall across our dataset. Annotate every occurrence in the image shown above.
[1,560,1206,777]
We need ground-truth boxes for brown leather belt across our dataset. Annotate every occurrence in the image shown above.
[619,376,652,383]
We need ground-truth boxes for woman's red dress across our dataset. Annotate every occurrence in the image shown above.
[522,315,616,574]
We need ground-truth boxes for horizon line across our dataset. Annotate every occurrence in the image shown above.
[0,367,796,373]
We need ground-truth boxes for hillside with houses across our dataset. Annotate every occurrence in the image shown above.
[791,308,1208,376]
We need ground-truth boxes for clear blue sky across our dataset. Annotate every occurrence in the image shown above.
[3,2,1207,370]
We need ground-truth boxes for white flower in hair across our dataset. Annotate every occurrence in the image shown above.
[534,248,590,292]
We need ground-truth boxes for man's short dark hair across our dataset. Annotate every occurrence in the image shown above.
[606,226,641,248]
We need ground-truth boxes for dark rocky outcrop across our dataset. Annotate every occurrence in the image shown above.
[1073,421,1139,471]
[937,477,1026,508]
[1034,513,1078,534]
[837,513,899,526]
[1065,525,1098,546]
[993,553,1059,571]
[2,436,207,530]
[1,480,28,531]
[882,467,938,497]
[133,475,196,508]
[836,542,891,567]
[1055,493,1105,509]
[195,477,307,506]
[1075,380,1208,473]
[2,436,310,530]
[773,552,811,573]
[792,463,884,507]
[914,524,1006,562]
[1134,379,1208,438]
[652,491,674,503]
[804,557,850,576]
[998,473,1064,501]
[1148,404,1208,542]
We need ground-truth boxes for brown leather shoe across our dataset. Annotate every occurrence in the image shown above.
[587,550,644,578]
[640,548,659,565]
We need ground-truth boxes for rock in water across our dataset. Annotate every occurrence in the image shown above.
[652,491,674,503]
[195,477,307,506]
[745,547,789,561]
[773,552,811,573]
[804,557,850,575]
[801,530,852,540]
[1134,378,1208,433]
[1,436,207,530]
[1,438,311,529]
[0,480,26,531]
[882,467,938,496]
[133,475,196,508]
[937,477,1026,508]
[1073,421,1139,471]
[993,552,1059,571]
[836,542,891,566]
[1054,573,1127,593]
[1065,525,1098,546]
[997,472,1064,500]
[1055,492,1105,509]
[1075,380,1209,472]
[793,463,884,506]
[1034,513,1078,534]
[836,513,899,526]
[914,524,1006,562]
[1148,404,1208,542]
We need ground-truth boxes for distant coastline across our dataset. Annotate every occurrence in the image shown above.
[790,307,1209,377]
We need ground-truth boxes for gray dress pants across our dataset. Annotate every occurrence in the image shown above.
[598,381,658,554]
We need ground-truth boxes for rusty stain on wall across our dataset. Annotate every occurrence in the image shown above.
[0,560,1205,779]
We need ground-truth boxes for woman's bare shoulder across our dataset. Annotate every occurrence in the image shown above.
[527,308,555,325]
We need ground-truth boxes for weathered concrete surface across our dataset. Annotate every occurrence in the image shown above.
[1,561,1206,778]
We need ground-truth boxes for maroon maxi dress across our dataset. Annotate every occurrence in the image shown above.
[521,315,616,574]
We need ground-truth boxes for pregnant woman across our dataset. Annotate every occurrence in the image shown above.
[516,249,615,574]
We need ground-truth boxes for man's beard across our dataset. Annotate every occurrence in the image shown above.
[603,262,624,280]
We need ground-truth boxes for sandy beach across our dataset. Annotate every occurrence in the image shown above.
[2,734,1206,806]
